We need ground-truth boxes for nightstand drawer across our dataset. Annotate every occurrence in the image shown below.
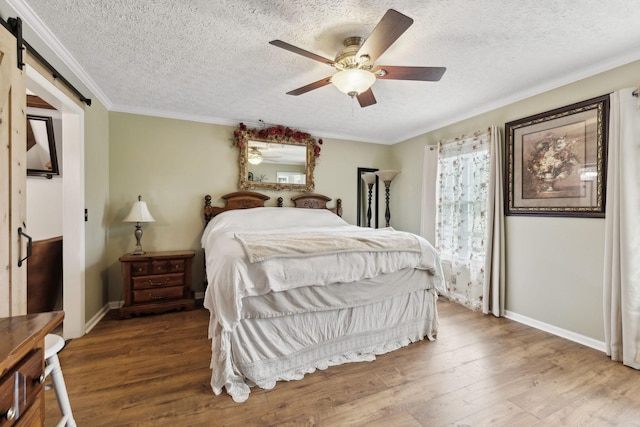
[131,262,151,276]
[168,259,185,273]
[149,259,186,274]
[131,259,185,276]
[132,286,184,303]
[132,273,184,290]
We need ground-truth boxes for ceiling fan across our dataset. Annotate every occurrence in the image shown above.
[269,9,446,108]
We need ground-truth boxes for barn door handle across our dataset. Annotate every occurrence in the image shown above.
[17,227,32,267]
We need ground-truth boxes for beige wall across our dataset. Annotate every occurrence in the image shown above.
[390,59,640,341]
[84,98,110,322]
[107,113,391,300]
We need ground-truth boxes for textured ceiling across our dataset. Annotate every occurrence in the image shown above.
[11,0,640,143]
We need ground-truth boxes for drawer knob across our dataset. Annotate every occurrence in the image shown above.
[148,279,169,287]
[5,407,16,421]
[38,373,46,384]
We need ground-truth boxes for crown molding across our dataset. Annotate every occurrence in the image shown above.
[109,103,389,145]
[404,49,640,143]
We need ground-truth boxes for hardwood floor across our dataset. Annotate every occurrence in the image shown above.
[45,299,640,426]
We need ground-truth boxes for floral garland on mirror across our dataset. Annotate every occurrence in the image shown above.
[232,122,323,158]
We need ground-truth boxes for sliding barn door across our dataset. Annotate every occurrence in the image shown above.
[0,21,27,317]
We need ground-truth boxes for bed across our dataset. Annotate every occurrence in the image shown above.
[202,191,445,402]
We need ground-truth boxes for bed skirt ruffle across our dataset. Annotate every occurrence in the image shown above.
[209,288,438,402]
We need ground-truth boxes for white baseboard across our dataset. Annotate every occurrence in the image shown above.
[84,303,111,334]
[109,300,124,309]
[504,310,606,353]
[83,301,123,334]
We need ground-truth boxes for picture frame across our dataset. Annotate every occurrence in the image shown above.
[505,94,609,217]
[26,114,60,178]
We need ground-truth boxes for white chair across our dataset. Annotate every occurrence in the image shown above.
[44,334,77,427]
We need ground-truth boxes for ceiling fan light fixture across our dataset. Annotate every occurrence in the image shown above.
[248,147,263,165]
[331,69,376,97]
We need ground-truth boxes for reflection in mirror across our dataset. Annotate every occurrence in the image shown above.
[357,167,379,228]
[233,123,321,191]
[26,114,59,178]
[248,140,307,185]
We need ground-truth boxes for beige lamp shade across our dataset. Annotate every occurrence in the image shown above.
[361,172,377,185]
[123,196,155,223]
[375,170,401,183]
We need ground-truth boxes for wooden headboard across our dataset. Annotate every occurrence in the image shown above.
[278,193,342,217]
[203,191,342,224]
[204,191,270,223]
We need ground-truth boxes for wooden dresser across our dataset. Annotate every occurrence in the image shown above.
[0,311,64,426]
[119,250,196,318]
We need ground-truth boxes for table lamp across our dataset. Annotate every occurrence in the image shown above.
[123,195,155,255]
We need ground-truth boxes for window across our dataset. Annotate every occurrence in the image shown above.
[435,132,490,309]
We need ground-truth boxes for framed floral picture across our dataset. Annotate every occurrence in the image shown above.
[505,94,609,217]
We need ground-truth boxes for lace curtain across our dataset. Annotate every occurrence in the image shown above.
[435,130,491,310]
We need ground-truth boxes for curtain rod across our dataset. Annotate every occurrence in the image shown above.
[0,16,91,106]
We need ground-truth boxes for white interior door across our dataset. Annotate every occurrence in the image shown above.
[0,21,27,317]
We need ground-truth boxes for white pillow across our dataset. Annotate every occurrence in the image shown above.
[207,207,347,233]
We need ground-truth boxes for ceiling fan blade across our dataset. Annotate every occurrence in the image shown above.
[357,9,413,64]
[286,77,333,96]
[373,66,446,81]
[357,88,377,108]
[269,40,335,66]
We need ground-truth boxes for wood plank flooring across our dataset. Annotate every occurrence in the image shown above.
[44,299,640,426]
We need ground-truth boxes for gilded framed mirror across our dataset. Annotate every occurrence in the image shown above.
[233,123,321,191]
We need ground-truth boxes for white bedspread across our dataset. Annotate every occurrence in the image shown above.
[202,208,445,330]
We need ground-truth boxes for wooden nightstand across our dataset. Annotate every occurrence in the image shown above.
[119,250,196,318]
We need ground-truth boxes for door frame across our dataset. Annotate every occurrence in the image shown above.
[26,66,85,338]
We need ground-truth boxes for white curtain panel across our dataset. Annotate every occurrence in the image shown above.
[483,126,506,317]
[420,145,438,244]
[603,88,640,369]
